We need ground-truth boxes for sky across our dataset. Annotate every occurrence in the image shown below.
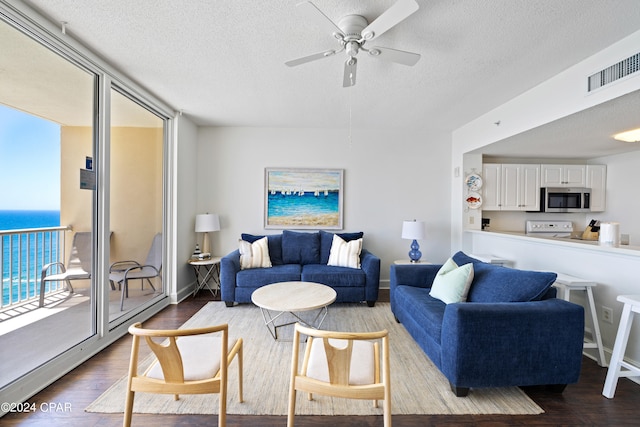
[0,104,60,210]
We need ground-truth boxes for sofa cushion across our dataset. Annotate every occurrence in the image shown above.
[393,285,446,345]
[238,237,272,269]
[282,230,320,265]
[302,264,366,287]
[429,258,474,304]
[236,264,301,288]
[452,251,556,303]
[241,233,283,265]
[320,230,364,264]
[327,234,362,269]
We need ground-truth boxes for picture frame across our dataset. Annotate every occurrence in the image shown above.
[264,168,344,230]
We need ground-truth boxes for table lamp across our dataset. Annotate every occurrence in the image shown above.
[402,220,425,263]
[195,213,220,254]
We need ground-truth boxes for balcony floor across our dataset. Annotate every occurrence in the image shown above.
[0,285,159,388]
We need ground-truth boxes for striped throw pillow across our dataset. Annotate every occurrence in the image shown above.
[239,236,272,269]
[327,234,362,269]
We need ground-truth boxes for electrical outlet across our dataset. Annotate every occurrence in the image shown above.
[469,216,475,225]
[602,306,613,324]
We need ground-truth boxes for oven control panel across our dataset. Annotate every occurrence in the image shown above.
[526,220,574,235]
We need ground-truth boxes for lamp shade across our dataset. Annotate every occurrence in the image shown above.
[402,220,425,240]
[195,213,220,233]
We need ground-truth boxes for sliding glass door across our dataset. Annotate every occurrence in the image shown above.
[0,17,97,388]
[108,88,165,322]
[0,5,170,402]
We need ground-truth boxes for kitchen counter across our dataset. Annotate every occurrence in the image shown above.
[466,229,640,256]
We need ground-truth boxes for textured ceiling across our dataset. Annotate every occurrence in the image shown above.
[11,0,640,157]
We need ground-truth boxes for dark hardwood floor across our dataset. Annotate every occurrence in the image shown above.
[2,291,639,426]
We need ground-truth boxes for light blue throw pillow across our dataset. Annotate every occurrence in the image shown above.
[429,258,474,304]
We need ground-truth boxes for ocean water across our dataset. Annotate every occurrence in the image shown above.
[1,210,61,305]
[0,210,60,230]
[267,191,339,218]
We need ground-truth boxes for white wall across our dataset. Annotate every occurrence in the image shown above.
[197,126,452,286]
[590,150,640,245]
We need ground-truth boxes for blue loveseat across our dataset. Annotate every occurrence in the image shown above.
[221,230,380,307]
[390,251,585,396]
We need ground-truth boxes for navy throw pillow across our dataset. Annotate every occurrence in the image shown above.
[282,230,320,265]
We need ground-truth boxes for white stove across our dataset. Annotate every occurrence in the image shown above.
[525,220,574,238]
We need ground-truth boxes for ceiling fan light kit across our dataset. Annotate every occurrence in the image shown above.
[286,0,421,87]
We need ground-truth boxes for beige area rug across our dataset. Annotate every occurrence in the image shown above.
[86,302,543,416]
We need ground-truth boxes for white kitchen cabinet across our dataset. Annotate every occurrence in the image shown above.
[586,164,607,212]
[482,163,502,210]
[482,163,540,211]
[502,164,540,210]
[541,164,586,187]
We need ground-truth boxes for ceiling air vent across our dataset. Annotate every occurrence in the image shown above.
[588,52,640,92]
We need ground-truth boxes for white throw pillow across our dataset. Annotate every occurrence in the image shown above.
[429,257,474,304]
[327,234,362,269]
[239,237,272,270]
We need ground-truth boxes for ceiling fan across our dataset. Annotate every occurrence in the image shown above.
[285,0,421,87]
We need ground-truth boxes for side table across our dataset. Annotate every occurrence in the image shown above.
[188,257,222,298]
[393,260,431,265]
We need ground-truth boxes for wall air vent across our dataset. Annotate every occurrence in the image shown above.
[588,52,640,92]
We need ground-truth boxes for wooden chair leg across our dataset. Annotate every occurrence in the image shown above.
[218,409,227,427]
[236,339,244,402]
[123,390,134,427]
[287,388,297,427]
[383,397,392,427]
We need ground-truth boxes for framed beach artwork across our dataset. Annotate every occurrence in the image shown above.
[264,168,344,230]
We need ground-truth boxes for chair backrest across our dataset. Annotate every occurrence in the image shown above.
[144,233,163,271]
[67,231,92,272]
[125,322,239,427]
[289,323,391,426]
[129,322,229,385]
[294,324,389,386]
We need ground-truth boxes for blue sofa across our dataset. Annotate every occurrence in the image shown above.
[221,230,381,307]
[390,251,585,396]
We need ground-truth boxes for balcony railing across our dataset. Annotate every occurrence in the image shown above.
[1,226,70,309]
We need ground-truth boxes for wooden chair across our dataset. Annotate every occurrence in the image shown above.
[287,323,391,427]
[123,322,243,427]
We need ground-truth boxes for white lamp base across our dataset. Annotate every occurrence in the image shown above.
[201,233,211,254]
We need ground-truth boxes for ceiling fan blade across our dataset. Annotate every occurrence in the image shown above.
[343,58,357,87]
[297,1,345,39]
[285,49,337,67]
[361,0,419,41]
[368,46,421,66]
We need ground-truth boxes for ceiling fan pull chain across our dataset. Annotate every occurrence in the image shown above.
[349,85,353,148]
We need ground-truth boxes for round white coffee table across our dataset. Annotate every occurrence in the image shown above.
[251,281,337,340]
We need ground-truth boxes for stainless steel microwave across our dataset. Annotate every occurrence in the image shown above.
[539,187,591,212]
